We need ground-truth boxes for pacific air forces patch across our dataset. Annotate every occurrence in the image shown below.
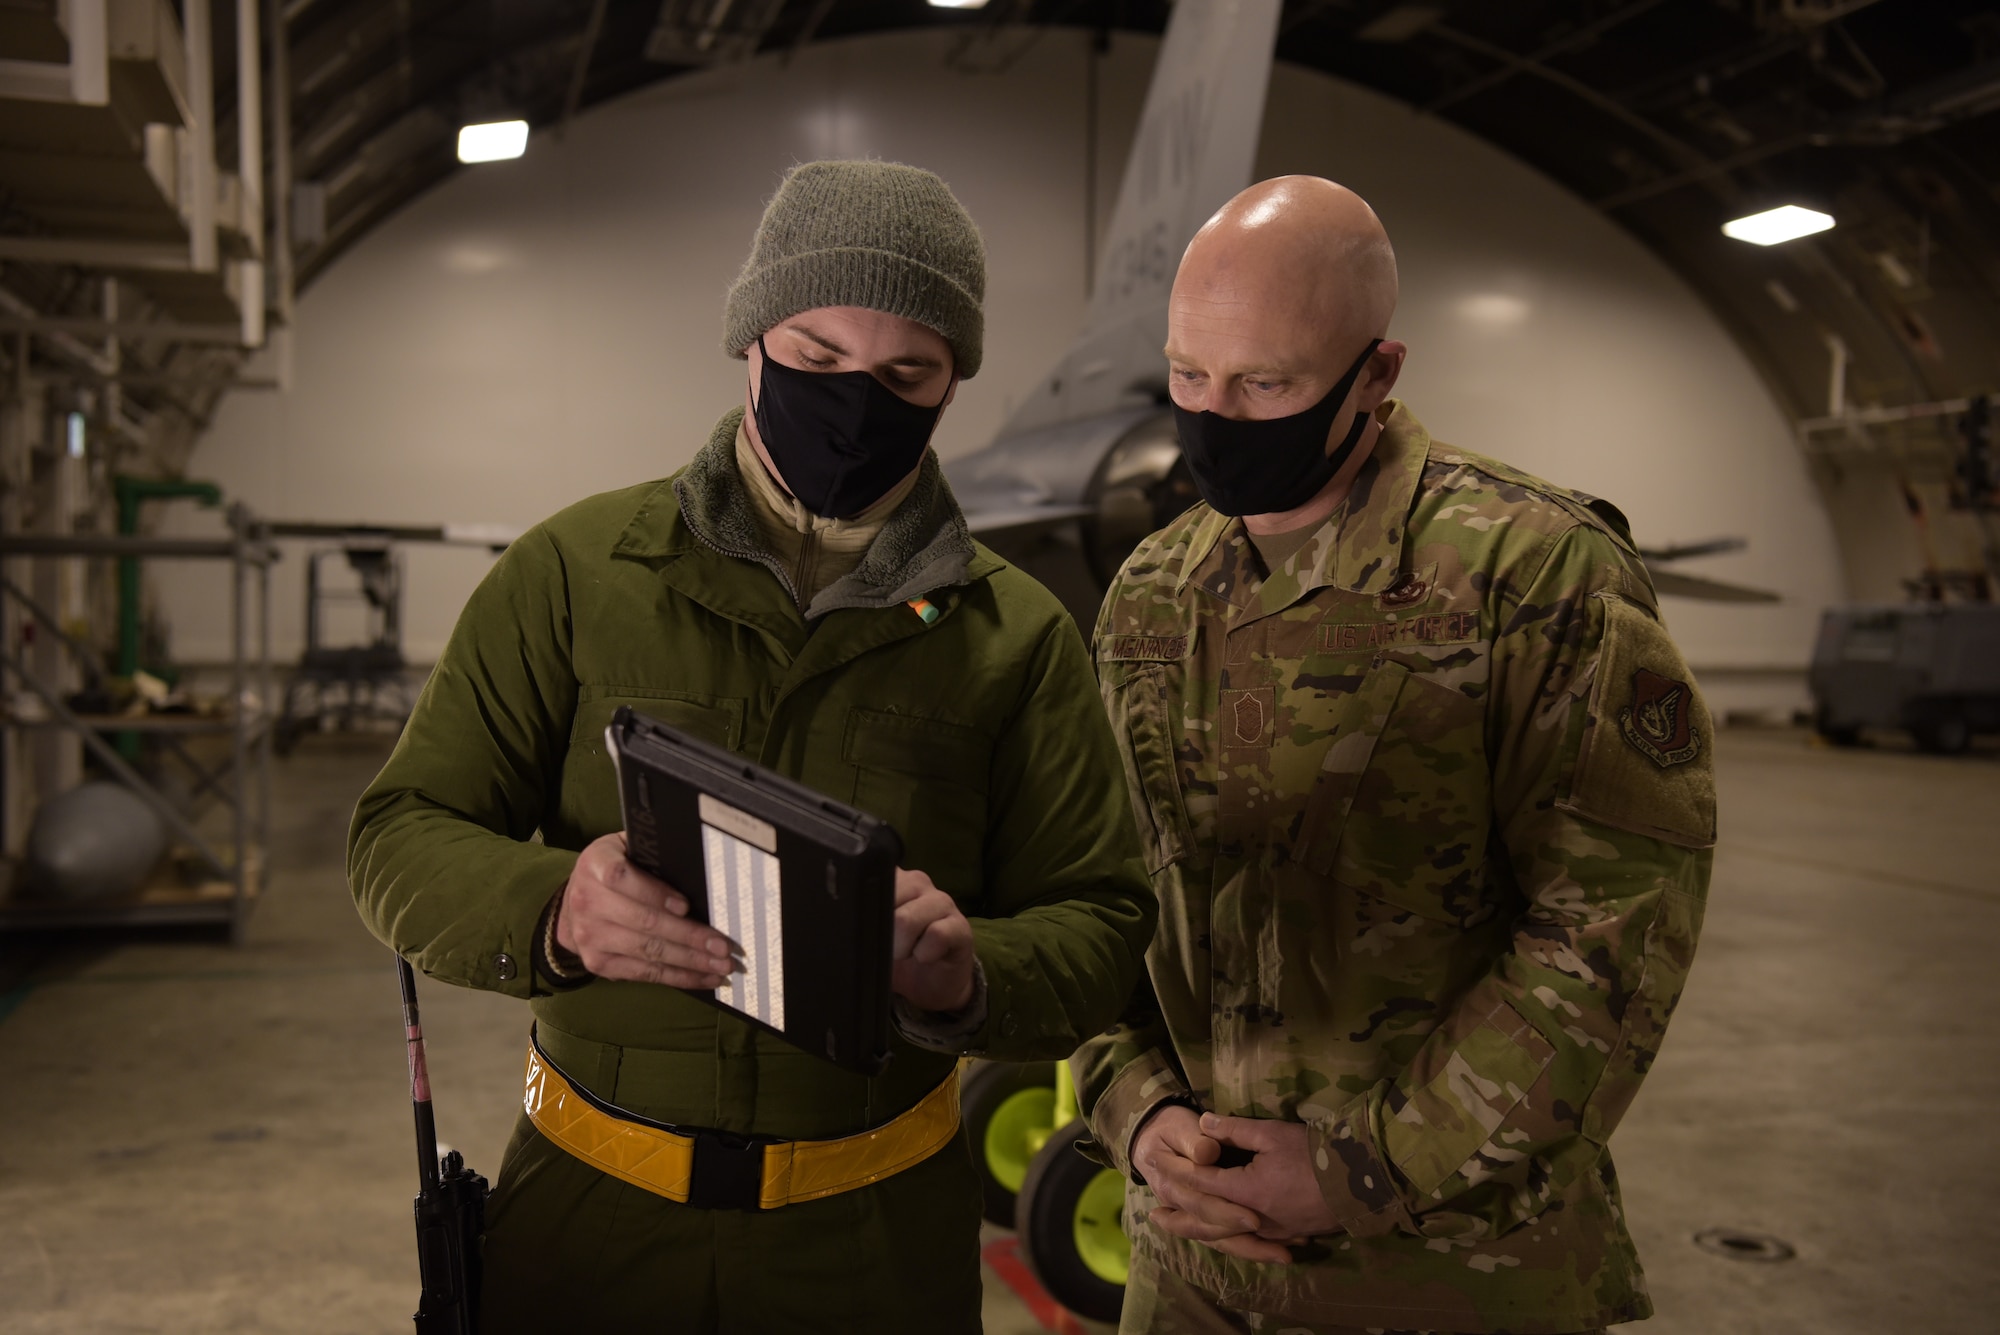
[1620,667,1698,767]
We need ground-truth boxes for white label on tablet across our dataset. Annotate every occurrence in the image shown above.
[698,793,777,853]
[700,822,785,1031]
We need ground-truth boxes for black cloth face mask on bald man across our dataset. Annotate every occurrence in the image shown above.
[753,335,953,520]
[1173,338,1383,517]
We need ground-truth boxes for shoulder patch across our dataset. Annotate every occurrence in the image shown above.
[1556,594,1715,848]
[1620,668,1698,767]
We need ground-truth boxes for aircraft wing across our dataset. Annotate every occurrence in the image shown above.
[948,407,1162,536]
[959,501,1096,536]
[1646,567,1782,603]
[1638,537,1748,563]
[1636,535,1779,602]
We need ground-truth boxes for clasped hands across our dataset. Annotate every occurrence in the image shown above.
[1130,1104,1340,1264]
[554,832,976,1012]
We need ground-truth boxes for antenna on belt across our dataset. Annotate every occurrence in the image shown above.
[399,954,489,1334]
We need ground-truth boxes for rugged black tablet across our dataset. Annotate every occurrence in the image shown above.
[606,706,901,1076]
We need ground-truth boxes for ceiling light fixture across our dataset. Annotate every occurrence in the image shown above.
[457,120,529,164]
[1722,204,1834,246]
[927,0,991,9]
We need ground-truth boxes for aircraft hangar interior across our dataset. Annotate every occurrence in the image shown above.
[0,1,1994,1332]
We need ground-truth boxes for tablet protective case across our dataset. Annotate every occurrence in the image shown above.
[606,706,901,1075]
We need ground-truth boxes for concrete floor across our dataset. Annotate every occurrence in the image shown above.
[0,727,1994,1333]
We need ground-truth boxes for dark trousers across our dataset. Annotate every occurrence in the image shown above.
[479,1113,985,1334]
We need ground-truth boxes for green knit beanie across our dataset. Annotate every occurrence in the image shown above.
[722,160,986,378]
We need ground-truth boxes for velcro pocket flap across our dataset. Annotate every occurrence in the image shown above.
[1296,657,1410,876]
[1557,594,1716,849]
[842,708,990,793]
[574,686,744,751]
[1381,998,1558,1197]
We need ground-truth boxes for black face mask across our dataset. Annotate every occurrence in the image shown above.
[751,337,950,520]
[1172,339,1383,517]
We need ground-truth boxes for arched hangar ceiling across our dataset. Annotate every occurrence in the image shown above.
[5,0,1995,456]
[270,0,1998,434]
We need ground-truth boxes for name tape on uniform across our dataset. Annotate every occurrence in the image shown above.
[1320,612,1479,654]
[1098,633,1191,663]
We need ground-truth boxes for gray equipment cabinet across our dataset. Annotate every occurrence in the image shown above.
[0,509,276,942]
[1809,603,2000,754]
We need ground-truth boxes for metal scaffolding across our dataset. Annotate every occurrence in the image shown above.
[0,509,274,942]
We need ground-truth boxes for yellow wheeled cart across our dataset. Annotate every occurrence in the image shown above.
[961,1059,1130,1323]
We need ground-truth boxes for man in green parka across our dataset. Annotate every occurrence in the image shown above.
[348,160,1155,1334]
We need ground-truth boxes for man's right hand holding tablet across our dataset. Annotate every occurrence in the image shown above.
[554,833,740,989]
[554,834,978,1010]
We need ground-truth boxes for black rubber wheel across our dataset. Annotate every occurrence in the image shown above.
[1813,707,1862,748]
[1016,1119,1128,1324]
[1912,715,1971,755]
[961,1061,1057,1227]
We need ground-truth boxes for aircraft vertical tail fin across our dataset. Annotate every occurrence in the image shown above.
[997,0,1282,438]
[1088,0,1281,328]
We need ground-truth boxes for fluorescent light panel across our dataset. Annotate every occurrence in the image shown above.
[927,0,991,8]
[458,120,529,164]
[1722,204,1834,246]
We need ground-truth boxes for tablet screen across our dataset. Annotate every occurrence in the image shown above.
[697,793,786,1030]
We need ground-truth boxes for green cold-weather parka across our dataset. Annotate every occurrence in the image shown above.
[348,410,1155,1149]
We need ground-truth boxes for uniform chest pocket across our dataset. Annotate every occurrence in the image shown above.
[1296,659,1493,926]
[842,708,990,898]
[1100,664,1191,875]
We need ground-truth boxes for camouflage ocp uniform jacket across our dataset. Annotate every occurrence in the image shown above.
[1074,401,1715,1333]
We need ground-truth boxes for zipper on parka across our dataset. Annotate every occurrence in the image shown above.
[791,529,820,613]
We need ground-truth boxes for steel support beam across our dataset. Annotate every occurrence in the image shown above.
[0,316,245,344]
[1797,398,1974,439]
[1425,0,1667,112]
[236,0,267,347]
[38,369,283,390]
[0,289,115,376]
[0,236,193,270]
[0,0,108,105]
[186,0,219,273]
[266,0,296,330]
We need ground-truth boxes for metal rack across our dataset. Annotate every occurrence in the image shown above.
[0,509,275,942]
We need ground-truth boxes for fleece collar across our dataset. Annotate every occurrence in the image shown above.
[645,408,987,618]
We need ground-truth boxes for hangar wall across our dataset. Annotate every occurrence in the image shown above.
[160,27,1845,716]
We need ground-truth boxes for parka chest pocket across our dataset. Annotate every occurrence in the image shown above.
[564,686,746,834]
[1295,656,1493,927]
[842,708,990,892]
[1098,660,1192,875]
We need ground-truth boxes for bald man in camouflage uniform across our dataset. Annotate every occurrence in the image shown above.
[1073,177,1714,1333]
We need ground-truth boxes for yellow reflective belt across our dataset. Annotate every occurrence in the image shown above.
[522,1034,960,1209]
